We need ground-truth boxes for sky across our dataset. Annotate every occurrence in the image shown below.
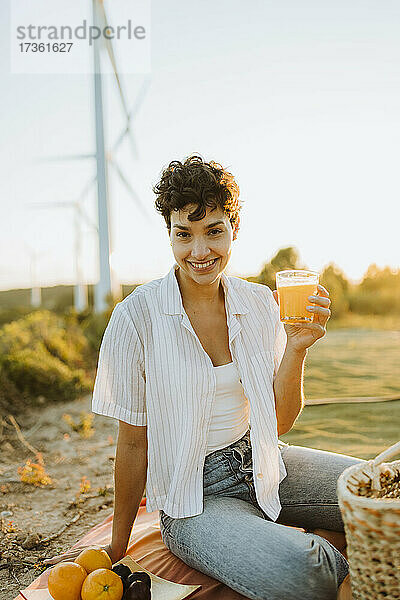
[1,0,400,291]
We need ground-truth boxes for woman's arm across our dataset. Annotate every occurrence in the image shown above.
[43,421,148,566]
[272,284,331,437]
[273,346,306,436]
[110,420,148,562]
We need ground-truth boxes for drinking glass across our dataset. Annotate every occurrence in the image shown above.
[276,270,319,324]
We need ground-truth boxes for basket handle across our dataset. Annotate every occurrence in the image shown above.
[371,440,400,466]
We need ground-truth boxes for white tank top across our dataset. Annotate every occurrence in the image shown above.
[205,362,250,456]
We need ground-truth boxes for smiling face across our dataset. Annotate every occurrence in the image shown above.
[169,204,233,286]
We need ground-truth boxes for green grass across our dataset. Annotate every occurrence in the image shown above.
[304,329,400,399]
[284,327,400,459]
[328,313,400,331]
[280,400,400,460]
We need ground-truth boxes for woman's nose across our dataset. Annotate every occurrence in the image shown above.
[190,238,210,259]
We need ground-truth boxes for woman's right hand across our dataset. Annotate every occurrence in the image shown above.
[43,543,119,567]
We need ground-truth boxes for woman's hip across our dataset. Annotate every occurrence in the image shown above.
[160,434,364,534]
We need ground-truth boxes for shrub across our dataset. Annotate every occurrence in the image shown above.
[0,312,92,412]
[348,266,400,315]
[80,310,112,355]
[247,247,302,290]
[2,349,90,402]
[320,264,349,319]
[0,307,34,328]
[0,311,89,367]
[0,366,27,416]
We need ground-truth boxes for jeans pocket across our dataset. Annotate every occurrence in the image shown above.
[231,433,253,474]
[232,447,253,473]
[227,444,259,507]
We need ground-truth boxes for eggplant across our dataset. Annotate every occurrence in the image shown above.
[112,564,132,581]
[126,571,151,589]
[123,580,151,600]
[112,564,132,593]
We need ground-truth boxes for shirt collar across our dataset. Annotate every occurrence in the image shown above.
[160,263,249,316]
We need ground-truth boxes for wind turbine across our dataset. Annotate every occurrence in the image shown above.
[33,0,151,312]
[27,182,97,312]
[92,0,153,311]
[24,243,43,308]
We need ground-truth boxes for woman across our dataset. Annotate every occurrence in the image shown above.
[45,155,360,599]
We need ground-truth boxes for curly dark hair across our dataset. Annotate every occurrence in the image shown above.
[153,155,242,239]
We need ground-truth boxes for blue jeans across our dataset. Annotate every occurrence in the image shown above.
[159,429,363,600]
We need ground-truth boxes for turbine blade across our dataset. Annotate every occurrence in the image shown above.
[110,78,151,158]
[130,76,151,119]
[109,159,150,221]
[33,154,95,164]
[100,1,130,119]
[26,202,73,209]
[77,203,99,232]
[100,0,139,158]
[111,126,128,154]
[123,78,151,159]
[77,174,97,204]
[125,123,139,159]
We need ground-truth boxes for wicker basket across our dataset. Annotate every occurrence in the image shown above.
[337,441,400,600]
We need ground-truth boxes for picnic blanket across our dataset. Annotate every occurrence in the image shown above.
[15,498,248,600]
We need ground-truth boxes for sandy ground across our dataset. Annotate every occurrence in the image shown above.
[0,396,119,600]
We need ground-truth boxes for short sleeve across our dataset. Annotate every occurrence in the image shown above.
[92,303,147,426]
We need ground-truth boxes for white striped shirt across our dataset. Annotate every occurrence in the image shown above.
[92,263,288,520]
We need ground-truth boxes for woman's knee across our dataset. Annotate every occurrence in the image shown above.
[304,533,348,599]
[163,532,342,600]
[232,531,342,600]
[257,532,342,600]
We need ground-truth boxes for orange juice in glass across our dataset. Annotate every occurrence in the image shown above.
[276,270,319,324]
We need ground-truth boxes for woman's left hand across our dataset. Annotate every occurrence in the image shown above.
[273,284,331,352]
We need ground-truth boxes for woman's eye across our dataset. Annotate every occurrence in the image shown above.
[209,229,222,235]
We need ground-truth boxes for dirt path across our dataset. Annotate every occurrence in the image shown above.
[0,396,119,600]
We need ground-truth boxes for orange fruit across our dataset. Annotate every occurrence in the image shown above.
[75,546,112,573]
[81,568,123,600]
[48,561,87,600]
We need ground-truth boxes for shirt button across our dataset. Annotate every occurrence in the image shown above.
[256,472,263,480]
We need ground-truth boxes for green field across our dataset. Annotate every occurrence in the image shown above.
[304,328,400,399]
[279,328,400,460]
[280,400,400,460]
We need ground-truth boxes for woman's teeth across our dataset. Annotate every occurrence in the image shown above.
[189,259,217,270]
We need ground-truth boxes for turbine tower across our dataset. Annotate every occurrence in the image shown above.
[25,245,42,308]
[93,0,111,312]
[92,0,151,311]
[28,189,97,313]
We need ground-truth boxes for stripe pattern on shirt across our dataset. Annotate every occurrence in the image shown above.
[92,264,287,520]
